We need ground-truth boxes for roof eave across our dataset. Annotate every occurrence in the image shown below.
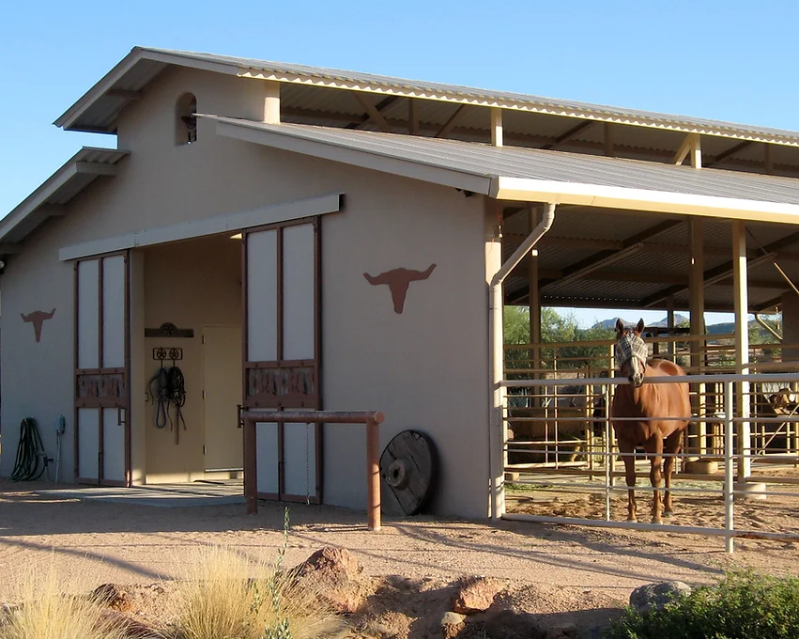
[492,175,799,224]
[54,47,242,132]
[0,148,129,249]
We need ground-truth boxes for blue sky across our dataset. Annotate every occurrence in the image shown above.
[2,1,795,327]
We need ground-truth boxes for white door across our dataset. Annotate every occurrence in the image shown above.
[244,218,321,503]
[75,253,130,486]
[202,325,244,472]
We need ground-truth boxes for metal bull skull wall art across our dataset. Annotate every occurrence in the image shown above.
[21,308,56,343]
[363,264,436,314]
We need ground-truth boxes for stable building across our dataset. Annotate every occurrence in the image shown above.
[3,47,799,519]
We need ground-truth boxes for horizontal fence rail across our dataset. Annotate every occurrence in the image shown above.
[241,410,384,531]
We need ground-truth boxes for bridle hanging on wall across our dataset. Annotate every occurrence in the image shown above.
[148,347,187,444]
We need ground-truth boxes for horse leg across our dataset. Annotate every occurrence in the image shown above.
[644,436,664,524]
[663,430,683,517]
[618,439,637,522]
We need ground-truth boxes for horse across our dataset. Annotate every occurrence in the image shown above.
[611,318,691,524]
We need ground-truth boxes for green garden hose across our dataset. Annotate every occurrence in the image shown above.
[11,417,46,482]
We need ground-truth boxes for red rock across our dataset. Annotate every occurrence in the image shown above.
[452,577,504,614]
[293,546,367,614]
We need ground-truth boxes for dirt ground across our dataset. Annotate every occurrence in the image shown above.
[1,478,798,637]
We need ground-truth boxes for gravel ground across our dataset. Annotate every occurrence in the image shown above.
[2,479,797,603]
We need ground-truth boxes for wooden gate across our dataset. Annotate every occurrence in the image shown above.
[243,218,321,503]
[74,252,130,486]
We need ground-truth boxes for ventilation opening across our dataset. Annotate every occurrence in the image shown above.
[176,93,198,145]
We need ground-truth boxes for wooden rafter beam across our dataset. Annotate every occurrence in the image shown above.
[754,295,783,312]
[347,94,400,130]
[705,140,754,167]
[541,120,594,150]
[641,231,799,308]
[540,220,682,289]
[604,123,615,157]
[508,234,740,257]
[409,98,420,135]
[673,132,701,167]
[351,92,393,132]
[435,104,468,138]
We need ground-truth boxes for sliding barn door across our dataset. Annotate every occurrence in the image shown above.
[244,218,321,503]
[74,253,130,486]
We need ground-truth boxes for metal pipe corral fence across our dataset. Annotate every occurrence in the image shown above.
[501,373,799,554]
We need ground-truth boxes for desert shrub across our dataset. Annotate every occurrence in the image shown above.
[0,564,128,639]
[603,571,799,639]
[175,509,344,639]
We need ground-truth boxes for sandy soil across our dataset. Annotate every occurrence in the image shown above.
[1,478,798,637]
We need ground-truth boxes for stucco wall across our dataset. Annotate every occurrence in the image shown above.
[1,67,493,518]
[0,224,75,481]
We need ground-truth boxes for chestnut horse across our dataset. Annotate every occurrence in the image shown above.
[611,319,691,523]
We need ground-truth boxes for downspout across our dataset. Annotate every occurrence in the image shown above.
[489,202,556,520]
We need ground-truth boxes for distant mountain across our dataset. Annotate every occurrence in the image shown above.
[593,317,768,337]
[593,315,689,330]
[707,322,735,335]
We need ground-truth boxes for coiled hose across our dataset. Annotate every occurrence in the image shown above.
[11,417,46,482]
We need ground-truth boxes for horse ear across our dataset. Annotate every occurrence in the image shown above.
[636,318,645,333]
[615,318,624,333]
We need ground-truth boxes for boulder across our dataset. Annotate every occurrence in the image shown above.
[452,576,504,614]
[630,581,692,614]
[293,546,367,614]
[440,611,467,639]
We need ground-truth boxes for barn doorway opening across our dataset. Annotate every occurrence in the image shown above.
[140,235,243,484]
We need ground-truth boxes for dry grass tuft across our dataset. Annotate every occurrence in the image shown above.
[0,562,129,639]
[176,543,345,639]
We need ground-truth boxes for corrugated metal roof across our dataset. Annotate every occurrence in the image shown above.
[205,117,799,312]
[0,148,128,246]
[56,46,799,150]
[209,117,799,213]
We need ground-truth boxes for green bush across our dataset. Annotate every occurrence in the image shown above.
[603,571,799,639]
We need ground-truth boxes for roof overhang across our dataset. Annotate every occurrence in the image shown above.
[491,177,799,224]
[0,148,128,250]
[206,116,799,226]
[55,47,799,148]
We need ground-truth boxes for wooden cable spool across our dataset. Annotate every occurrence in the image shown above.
[379,430,437,516]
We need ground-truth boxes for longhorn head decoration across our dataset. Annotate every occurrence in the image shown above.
[363,264,436,314]
[21,308,56,343]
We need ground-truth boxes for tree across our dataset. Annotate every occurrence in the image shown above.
[504,306,615,372]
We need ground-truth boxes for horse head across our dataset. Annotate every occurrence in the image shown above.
[614,318,648,388]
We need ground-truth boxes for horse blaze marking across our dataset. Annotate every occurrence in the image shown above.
[21,308,56,342]
[363,265,436,314]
